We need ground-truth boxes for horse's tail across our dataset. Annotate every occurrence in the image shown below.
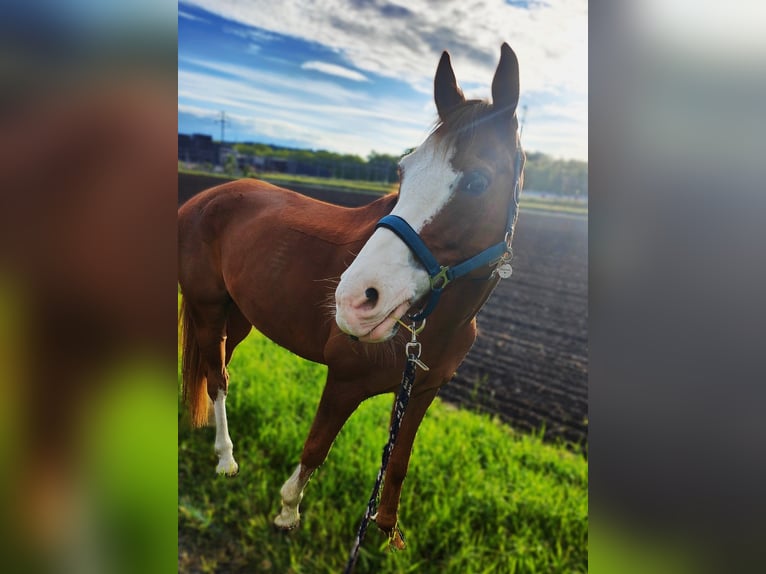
[180,297,209,428]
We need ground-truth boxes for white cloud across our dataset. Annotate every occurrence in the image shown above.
[178,65,431,156]
[301,61,369,82]
[179,9,207,22]
[182,0,587,96]
[180,57,369,104]
[179,0,587,159]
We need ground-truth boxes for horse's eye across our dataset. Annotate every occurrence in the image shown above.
[460,170,491,194]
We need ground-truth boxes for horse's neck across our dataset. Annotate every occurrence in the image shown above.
[436,273,501,332]
[288,193,398,246]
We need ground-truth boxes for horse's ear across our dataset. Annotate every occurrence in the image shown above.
[491,43,520,119]
[434,51,465,120]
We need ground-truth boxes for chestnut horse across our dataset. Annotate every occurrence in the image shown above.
[179,43,524,542]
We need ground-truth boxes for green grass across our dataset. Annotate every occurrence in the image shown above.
[257,172,397,195]
[178,328,587,573]
[178,168,587,216]
[178,167,396,195]
[178,167,236,181]
[521,196,588,217]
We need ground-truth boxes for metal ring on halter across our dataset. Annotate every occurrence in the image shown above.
[405,341,422,358]
[429,266,451,291]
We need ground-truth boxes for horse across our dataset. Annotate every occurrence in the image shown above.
[178,42,524,545]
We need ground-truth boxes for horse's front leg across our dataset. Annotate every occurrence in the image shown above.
[274,373,366,529]
[273,462,312,529]
[375,385,440,549]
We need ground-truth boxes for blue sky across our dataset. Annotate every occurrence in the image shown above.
[178,1,587,161]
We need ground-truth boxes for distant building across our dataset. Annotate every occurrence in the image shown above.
[178,133,221,165]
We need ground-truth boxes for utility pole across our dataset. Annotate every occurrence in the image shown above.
[213,111,232,167]
[215,111,230,143]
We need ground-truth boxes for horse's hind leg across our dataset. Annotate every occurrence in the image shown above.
[210,305,252,474]
[274,372,367,530]
[212,388,238,475]
[187,301,242,475]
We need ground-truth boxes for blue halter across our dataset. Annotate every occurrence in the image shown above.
[375,147,523,323]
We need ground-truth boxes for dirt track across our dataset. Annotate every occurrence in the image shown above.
[179,173,588,445]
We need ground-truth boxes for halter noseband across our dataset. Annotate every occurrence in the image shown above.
[375,146,524,322]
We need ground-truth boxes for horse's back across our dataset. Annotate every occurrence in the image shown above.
[179,178,383,246]
[178,178,397,362]
[178,178,291,242]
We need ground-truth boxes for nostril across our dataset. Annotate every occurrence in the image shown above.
[364,287,379,304]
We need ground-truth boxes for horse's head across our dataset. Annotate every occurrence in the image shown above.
[335,43,524,343]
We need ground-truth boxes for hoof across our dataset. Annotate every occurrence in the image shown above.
[389,528,406,550]
[374,515,406,550]
[273,516,300,531]
[273,506,300,531]
[273,517,300,532]
[216,459,239,476]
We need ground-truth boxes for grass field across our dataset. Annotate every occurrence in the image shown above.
[258,172,397,195]
[520,196,588,216]
[178,326,588,573]
[177,168,587,216]
[178,168,396,195]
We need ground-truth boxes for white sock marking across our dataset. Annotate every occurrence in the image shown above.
[213,389,238,475]
[274,463,312,529]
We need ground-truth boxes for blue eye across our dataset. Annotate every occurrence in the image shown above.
[460,170,491,194]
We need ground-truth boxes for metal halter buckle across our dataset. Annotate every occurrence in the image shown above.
[429,266,451,291]
[403,320,429,371]
[397,318,426,337]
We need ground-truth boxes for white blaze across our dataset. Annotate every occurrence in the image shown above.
[335,136,460,341]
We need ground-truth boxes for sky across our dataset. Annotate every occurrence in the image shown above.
[178,1,588,161]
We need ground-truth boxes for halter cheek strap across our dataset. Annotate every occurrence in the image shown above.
[375,147,523,323]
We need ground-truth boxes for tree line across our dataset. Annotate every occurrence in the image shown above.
[522,151,588,198]
[232,143,587,197]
